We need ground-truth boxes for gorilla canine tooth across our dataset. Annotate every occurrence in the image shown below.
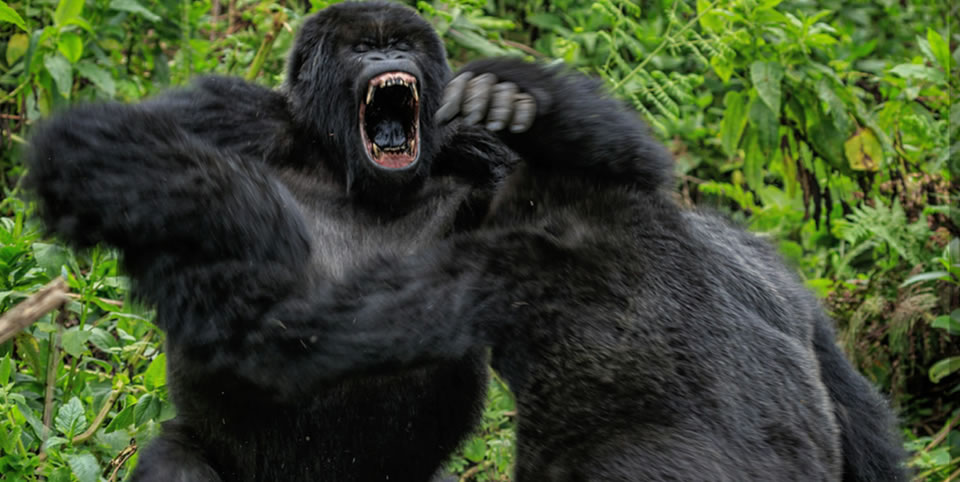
[365,86,374,105]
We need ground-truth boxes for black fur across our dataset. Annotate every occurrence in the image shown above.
[298,60,908,481]
[26,3,509,481]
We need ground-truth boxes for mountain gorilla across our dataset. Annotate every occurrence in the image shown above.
[284,60,909,481]
[26,1,905,481]
[26,3,511,481]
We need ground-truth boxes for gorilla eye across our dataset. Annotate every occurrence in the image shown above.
[353,43,372,53]
[393,41,412,51]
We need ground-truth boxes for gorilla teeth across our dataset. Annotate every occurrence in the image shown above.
[365,73,418,106]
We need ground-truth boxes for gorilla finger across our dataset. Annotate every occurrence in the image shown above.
[463,73,497,126]
[436,72,474,124]
[509,94,537,133]
[486,82,519,131]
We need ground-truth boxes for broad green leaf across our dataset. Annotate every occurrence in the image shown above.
[742,133,764,191]
[926,28,950,77]
[66,453,100,482]
[930,312,959,334]
[53,0,84,26]
[750,61,783,114]
[109,0,161,22]
[105,404,135,433]
[55,397,88,437]
[843,128,882,171]
[61,326,92,358]
[0,0,27,31]
[76,61,116,97]
[43,435,69,450]
[748,95,778,153]
[144,353,167,390]
[525,12,564,31]
[815,78,849,133]
[889,63,945,84]
[462,437,486,463]
[89,327,119,352]
[43,53,73,98]
[929,356,960,383]
[0,354,12,385]
[57,32,83,63]
[5,33,28,65]
[33,242,70,277]
[697,0,724,33]
[710,54,733,83]
[901,271,950,286]
[134,393,160,425]
[720,91,748,157]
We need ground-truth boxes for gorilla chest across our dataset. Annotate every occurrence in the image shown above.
[288,181,471,279]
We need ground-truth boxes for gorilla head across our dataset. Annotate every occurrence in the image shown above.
[286,2,451,196]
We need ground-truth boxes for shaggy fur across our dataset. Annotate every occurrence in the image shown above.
[26,3,508,481]
[296,59,908,481]
[26,3,905,481]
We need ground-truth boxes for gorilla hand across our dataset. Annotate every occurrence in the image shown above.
[436,72,538,133]
[435,58,672,189]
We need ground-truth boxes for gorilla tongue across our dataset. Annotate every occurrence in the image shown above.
[360,71,420,169]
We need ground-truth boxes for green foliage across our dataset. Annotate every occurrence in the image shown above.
[1,0,957,480]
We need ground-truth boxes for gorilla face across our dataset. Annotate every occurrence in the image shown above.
[286,2,451,195]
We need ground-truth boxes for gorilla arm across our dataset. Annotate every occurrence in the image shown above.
[437,59,674,191]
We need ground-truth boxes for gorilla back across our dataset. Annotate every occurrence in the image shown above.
[26,3,510,481]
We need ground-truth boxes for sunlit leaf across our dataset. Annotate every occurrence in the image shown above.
[843,128,883,171]
[53,0,84,27]
[720,91,748,157]
[66,453,100,482]
[929,356,960,383]
[57,32,84,63]
[0,0,27,31]
[109,0,162,22]
[76,61,116,97]
[5,33,28,65]
[55,397,88,438]
[43,53,74,98]
[144,353,167,391]
[750,61,783,114]
[926,28,950,77]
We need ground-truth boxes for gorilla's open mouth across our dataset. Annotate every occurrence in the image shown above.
[359,72,420,169]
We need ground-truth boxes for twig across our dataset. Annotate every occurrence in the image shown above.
[0,78,30,105]
[0,278,69,344]
[501,39,544,58]
[65,292,124,308]
[459,460,493,481]
[108,439,138,482]
[923,412,959,452]
[73,382,125,444]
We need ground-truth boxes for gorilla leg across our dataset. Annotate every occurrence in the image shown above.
[133,426,222,482]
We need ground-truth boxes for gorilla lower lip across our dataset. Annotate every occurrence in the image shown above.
[359,71,420,169]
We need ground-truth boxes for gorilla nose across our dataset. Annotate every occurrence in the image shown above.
[364,51,410,62]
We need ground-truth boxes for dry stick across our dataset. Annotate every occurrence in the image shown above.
[0,278,69,344]
[65,292,123,308]
[923,411,959,453]
[459,460,493,481]
[73,382,125,444]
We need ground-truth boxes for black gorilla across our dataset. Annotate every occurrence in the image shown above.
[25,2,905,481]
[26,3,510,481]
[293,60,909,481]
